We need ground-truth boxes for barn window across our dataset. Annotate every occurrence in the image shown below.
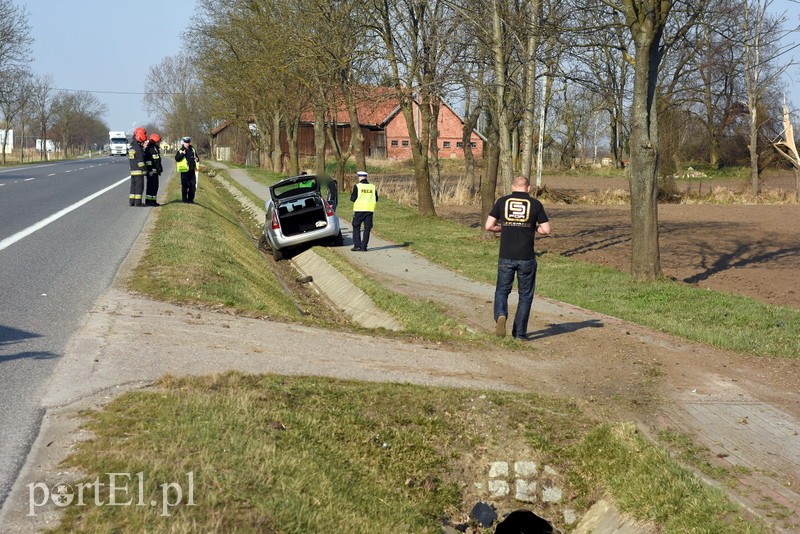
[401,140,409,147]
[391,140,398,147]
[443,141,451,148]
[470,142,477,148]
[456,141,464,148]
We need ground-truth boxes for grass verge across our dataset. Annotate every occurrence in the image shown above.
[127,170,301,321]
[329,196,799,358]
[50,373,765,533]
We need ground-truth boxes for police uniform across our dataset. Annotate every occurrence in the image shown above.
[349,171,378,251]
[175,137,199,203]
[128,129,148,206]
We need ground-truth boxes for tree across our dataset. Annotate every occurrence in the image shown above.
[144,55,207,147]
[0,68,31,163]
[50,91,107,157]
[739,0,797,195]
[0,0,32,72]
[610,0,705,280]
[30,74,56,161]
[369,0,464,217]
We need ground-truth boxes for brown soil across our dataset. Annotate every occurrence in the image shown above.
[438,171,800,309]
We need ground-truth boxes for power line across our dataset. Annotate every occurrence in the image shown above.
[54,87,202,96]
[55,87,146,95]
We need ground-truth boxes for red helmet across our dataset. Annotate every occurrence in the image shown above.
[133,127,147,143]
[149,133,161,143]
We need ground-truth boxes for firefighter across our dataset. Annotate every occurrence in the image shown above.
[144,133,163,206]
[128,127,148,206]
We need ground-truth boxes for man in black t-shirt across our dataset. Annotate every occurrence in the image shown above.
[485,176,551,339]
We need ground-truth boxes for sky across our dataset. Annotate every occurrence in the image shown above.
[21,0,800,134]
[25,0,198,134]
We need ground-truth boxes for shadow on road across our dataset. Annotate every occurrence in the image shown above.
[523,319,604,340]
[0,325,58,362]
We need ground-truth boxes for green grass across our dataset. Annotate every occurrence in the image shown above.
[333,196,800,359]
[49,373,766,533]
[127,170,301,321]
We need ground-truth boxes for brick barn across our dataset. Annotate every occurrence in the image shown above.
[210,87,484,164]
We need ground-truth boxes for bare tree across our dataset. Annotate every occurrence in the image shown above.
[30,74,56,161]
[0,68,31,163]
[50,91,108,157]
[0,0,32,72]
[739,0,797,195]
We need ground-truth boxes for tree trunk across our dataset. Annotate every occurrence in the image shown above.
[313,106,326,176]
[749,105,760,195]
[520,0,539,180]
[492,0,513,190]
[286,117,300,176]
[481,125,501,229]
[271,111,282,172]
[628,37,663,281]
[343,82,366,172]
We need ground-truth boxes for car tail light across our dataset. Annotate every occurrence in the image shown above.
[271,209,280,230]
[323,199,334,217]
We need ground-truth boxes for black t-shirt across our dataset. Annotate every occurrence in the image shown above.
[489,191,549,260]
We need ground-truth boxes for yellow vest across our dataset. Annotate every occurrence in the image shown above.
[353,182,377,212]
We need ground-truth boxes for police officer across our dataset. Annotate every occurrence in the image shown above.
[349,170,378,251]
[175,136,199,203]
[128,127,148,206]
[144,133,163,206]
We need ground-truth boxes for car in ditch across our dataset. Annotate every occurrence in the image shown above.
[260,174,342,260]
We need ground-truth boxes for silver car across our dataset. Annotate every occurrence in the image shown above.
[260,174,342,260]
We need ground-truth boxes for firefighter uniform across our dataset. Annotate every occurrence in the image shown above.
[128,128,148,206]
[144,135,163,206]
[349,171,378,251]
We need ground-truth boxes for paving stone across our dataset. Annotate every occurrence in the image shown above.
[488,479,510,497]
[564,509,578,525]
[514,479,537,502]
[514,460,537,477]
[543,465,558,476]
[541,486,563,503]
[489,461,509,478]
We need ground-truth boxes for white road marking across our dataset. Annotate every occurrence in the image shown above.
[24,178,35,181]
[0,176,131,252]
[48,173,56,176]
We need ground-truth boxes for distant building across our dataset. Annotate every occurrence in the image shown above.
[36,139,56,152]
[0,130,14,153]
[210,87,485,165]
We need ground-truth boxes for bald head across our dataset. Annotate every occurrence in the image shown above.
[511,176,530,191]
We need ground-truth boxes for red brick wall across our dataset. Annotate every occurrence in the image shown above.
[385,106,484,159]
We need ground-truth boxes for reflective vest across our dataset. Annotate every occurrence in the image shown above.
[353,182,377,212]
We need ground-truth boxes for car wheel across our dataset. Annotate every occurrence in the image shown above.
[333,231,344,246]
[272,247,284,261]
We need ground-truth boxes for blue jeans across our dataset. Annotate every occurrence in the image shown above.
[494,258,538,339]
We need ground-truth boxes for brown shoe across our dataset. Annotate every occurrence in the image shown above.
[495,316,506,337]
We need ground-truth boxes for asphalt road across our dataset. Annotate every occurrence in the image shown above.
[0,155,167,511]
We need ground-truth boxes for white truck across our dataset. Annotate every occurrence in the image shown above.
[108,131,128,156]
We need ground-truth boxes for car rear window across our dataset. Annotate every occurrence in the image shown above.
[273,179,317,198]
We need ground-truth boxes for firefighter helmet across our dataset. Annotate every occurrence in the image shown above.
[149,133,161,143]
[133,127,147,142]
